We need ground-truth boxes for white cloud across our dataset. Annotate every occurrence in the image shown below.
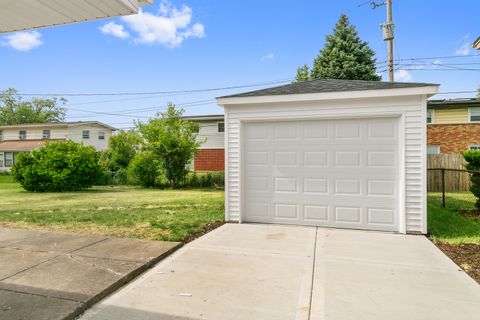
[261,53,275,61]
[2,31,43,51]
[99,22,130,39]
[116,1,205,47]
[394,69,412,82]
[455,34,473,56]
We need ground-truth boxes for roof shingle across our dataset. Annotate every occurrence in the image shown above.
[218,79,438,99]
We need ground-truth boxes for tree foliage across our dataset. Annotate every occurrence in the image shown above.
[0,88,66,125]
[295,14,381,82]
[11,141,102,192]
[137,104,202,187]
[463,150,480,210]
[295,64,312,82]
[127,151,162,188]
[106,129,142,171]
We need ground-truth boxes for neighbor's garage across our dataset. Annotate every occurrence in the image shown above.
[217,79,438,234]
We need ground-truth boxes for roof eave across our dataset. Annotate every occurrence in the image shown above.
[216,85,440,106]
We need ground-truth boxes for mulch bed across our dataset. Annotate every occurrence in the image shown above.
[458,209,480,218]
[183,220,225,243]
[434,242,480,284]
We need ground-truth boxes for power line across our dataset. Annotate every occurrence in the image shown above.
[5,79,293,97]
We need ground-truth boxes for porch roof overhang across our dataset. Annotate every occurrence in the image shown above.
[0,139,63,152]
[0,0,152,34]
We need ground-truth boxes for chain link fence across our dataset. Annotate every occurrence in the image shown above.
[427,168,479,211]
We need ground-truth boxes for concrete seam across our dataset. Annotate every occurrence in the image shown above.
[308,227,318,320]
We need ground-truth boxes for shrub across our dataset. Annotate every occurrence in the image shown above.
[186,171,224,189]
[11,141,102,192]
[463,150,480,209]
[127,151,163,188]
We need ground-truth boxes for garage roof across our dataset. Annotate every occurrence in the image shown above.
[219,79,438,99]
[0,0,152,33]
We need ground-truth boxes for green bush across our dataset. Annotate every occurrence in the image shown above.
[186,171,224,189]
[127,151,163,188]
[11,141,103,192]
[463,150,480,209]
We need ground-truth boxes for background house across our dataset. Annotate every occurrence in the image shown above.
[427,98,480,154]
[0,121,115,171]
[184,115,225,171]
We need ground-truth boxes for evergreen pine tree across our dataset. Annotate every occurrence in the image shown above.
[296,14,381,82]
[294,64,311,82]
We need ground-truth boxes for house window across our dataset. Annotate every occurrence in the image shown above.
[217,122,225,133]
[469,145,480,151]
[469,108,480,122]
[427,145,440,155]
[19,130,26,140]
[82,130,90,139]
[43,130,51,139]
[0,130,3,141]
[0,152,3,167]
[98,131,105,140]
[4,152,13,167]
[426,109,434,124]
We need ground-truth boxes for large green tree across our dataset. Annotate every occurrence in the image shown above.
[137,104,202,188]
[296,14,381,82]
[0,88,66,125]
[106,129,142,171]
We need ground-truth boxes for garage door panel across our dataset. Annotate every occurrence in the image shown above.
[243,118,399,231]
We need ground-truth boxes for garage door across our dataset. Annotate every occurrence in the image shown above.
[243,117,399,232]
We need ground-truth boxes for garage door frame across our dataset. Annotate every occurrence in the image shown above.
[238,112,406,234]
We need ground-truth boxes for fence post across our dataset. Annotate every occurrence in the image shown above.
[441,168,446,208]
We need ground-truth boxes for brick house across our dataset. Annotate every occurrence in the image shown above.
[184,115,225,171]
[427,98,480,154]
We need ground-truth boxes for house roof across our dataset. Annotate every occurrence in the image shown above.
[0,0,152,33]
[0,121,117,130]
[0,139,63,152]
[428,98,480,109]
[473,37,480,50]
[182,114,224,121]
[218,79,439,99]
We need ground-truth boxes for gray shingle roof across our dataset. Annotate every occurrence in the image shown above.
[218,79,438,99]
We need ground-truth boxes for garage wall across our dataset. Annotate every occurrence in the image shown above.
[224,95,427,234]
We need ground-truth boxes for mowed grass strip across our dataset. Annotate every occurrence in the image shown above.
[0,175,224,242]
[428,192,480,244]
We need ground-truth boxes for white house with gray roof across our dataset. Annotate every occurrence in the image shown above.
[0,121,115,171]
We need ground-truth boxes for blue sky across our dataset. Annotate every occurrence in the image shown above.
[0,0,479,129]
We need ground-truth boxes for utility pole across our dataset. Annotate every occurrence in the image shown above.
[382,0,395,82]
[364,1,395,81]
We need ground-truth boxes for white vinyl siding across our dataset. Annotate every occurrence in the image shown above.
[196,120,225,149]
[224,95,427,234]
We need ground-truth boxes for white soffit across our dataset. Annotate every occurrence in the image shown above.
[0,0,153,33]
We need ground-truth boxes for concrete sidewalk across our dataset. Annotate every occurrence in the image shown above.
[0,227,180,320]
[81,224,480,320]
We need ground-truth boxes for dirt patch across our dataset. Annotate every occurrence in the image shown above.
[183,221,225,243]
[459,210,480,218]
[434,242,480,284]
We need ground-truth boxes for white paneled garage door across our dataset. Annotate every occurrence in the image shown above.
[243,117,400,232]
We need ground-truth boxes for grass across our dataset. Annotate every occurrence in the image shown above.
[0,175,224,242]
[428,192,480,244]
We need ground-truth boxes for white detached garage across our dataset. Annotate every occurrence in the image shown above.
[217,79,438,234]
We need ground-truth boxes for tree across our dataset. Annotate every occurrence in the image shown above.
[463,150,480,210]
[127,151,162,188]
[296,14,381,82]
[0,88,66,125]
[294,64,311,82]
[137,104,202,187]
[106,129,142,171]
[11,141,102,192]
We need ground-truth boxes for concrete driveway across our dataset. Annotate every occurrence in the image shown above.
[81,224,480,320]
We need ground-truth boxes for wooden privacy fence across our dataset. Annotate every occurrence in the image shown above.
[427,154,470,192]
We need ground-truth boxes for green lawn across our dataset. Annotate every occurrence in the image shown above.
[0,175,224,242]
[428,192,480,244]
